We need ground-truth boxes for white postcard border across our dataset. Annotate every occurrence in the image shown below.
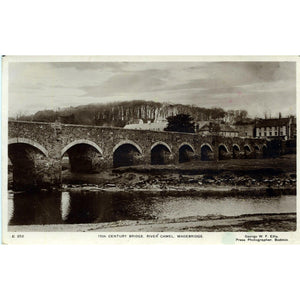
[2,55,299,244]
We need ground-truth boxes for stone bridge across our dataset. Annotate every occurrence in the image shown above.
[8,121,268,190]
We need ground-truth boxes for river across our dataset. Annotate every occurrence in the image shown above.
[8,189,296,226]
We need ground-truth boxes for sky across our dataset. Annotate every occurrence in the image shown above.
[8,61,296,118]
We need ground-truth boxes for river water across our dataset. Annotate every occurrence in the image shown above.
[8,190,296,226]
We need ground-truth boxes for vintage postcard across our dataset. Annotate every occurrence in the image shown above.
[1,56,299,244]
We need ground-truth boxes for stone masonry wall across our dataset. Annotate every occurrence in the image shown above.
[8,121,268,189]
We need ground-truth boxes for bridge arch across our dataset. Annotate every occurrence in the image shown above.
[151,141,172,153]
[218,143,229,153]
[244,144,252,158]
[253,144,261,159]
[201,143,214,161]
[262,144,268,158]
[201,143,213,152]
[61,139,103,157]
[232,144,240,152]
[8,138,49,190]
[218,143,230,160]
[8,138,48,157]
[179,142,195,153]
[178,143,195,163]
[113,140,143,168]
[61,139,104,173]
[244,144,252,152]
[113,140,143,155]
[151,142,172,165]
[232,144,241,159]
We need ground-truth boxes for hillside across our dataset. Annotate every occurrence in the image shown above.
[15,100,248,127]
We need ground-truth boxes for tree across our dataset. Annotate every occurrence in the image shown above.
[164,114,195,133]
[32,110,58,122]
[210,107,225,120]
[234,110,248,123]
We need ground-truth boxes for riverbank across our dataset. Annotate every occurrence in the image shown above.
[8,213,296,232]
[61,154,296,192]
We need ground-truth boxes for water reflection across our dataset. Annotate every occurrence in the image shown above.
[8,190,158,225]
[61,192,71,221]
[8,190,296,226]
[9,191,62,225]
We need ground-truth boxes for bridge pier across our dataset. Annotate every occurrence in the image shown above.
[9,145,62,191]
[36,157,62,190]
[8,123,63,191]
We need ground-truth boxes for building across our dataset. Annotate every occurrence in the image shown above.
[234,122,255,138]
[124,120,167,131]
[198,123,239,137]
[195,121,210,132]
[255,116,295,140]
[219,124,239,137]
[290,116,297,139]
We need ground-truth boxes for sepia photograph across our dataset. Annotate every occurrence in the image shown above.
[2,2,300,300]
[1,56,298,242]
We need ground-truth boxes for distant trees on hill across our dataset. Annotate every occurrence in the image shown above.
[14,100,250,127]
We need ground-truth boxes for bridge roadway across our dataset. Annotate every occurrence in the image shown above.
[8,121,267,190]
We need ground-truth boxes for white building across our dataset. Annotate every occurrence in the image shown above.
[124,121,167,131]
[255,117,294,140]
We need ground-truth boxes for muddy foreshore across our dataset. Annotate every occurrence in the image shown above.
[8,213,296,232]
[59,166,296,196]
[8,168,297,195]
[61,155,297,192]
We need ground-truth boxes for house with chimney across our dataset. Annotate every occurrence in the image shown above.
[255,115,296,140]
